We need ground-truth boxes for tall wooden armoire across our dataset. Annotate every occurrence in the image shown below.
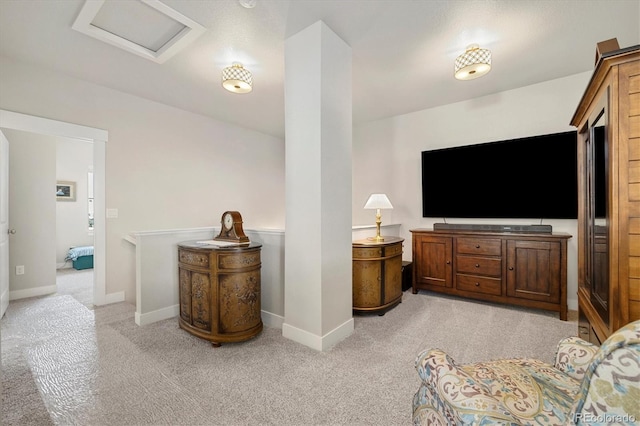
[570,44,640,344]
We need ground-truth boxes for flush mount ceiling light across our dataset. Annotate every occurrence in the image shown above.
[72,0,205,64]
[239,0,257,8]
[222,63,253,94]
[454,44,492,80]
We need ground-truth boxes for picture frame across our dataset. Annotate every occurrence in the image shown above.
[56,181,76,201]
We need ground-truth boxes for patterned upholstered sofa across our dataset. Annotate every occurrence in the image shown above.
[413,319,640,425]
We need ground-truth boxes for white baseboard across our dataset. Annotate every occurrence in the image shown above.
[135,304,179,326]
[97,291,125,305]
[282,317,354,351]
[9,285,57,301]
[261,310,284,329]
[133,305,285,330]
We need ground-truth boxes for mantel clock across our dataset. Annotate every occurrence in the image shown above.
[214,211,249,243]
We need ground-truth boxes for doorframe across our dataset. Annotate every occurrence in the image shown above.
[0,109,113,305]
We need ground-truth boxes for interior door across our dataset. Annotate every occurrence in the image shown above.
[1,130,10,317]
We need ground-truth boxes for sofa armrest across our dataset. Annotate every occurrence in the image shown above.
[554,336,599,381]
[415,349,518,424]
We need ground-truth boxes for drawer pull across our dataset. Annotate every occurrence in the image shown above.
[475,244,480,248]
[475,282,480,287]
[475,263,480,268]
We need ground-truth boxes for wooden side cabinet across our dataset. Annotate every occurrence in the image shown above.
[352,237,404,315]
[177,241,263,347]
[411,229,571,320]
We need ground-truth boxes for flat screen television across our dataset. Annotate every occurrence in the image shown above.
[421,131,578,219]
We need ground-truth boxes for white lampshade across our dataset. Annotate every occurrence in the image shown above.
[454,44,491,80]
[222,63,253,94]
[364,193,393,210]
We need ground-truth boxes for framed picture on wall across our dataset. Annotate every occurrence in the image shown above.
[56,181,76,201]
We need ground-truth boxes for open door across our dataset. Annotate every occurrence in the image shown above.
[1,130,10,317]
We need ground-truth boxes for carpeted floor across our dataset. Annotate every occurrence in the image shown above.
[1,285,578,426]
[54,268,94,309]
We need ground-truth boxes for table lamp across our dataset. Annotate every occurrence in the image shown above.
[364,193,393,242]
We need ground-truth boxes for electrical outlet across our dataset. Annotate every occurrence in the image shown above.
[16,265,25,275]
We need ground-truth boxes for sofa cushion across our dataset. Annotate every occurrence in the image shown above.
[415,349,580,425]
[554,336,599,381]
[460,358,580,425]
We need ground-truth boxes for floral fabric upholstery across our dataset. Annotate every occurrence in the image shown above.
[553,336,600,381]
[570,320,640,424]
[413,319,640,425]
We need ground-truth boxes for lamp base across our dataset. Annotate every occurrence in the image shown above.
[372,235,385,242]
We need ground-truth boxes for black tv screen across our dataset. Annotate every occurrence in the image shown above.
[421,131,578,219]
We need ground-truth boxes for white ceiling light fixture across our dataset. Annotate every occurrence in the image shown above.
[222,63,253,94]
[454,44,492,80]
[239,0,257,8]
[72,0,206,64]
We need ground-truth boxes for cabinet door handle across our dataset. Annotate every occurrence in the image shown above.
[446,260,451,264]
[508,266,514,271]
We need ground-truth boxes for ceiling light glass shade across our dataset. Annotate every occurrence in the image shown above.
[364,193,393,209]
[239,0,257,8]
[222,63,253,94]
[454,44,491,80]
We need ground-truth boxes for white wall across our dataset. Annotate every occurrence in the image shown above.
[0,56,285,304]
[353,71,594,311]
[5,129,57,298]
[1,53,593,314]
[56,137,93,267]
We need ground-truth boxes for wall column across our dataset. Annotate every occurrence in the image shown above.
[282,21,353,351]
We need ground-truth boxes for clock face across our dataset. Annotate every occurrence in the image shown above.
[223,213,234,231]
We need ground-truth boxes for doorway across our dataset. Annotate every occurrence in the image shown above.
[0,109,107,308]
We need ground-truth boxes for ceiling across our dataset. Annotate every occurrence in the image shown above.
[0,0,638,138]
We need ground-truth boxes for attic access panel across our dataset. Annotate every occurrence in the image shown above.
[72,0,205,63]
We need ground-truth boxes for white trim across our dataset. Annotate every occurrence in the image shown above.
[0,110,107,141]
[100,291,126,306]
[72,0,206,64]
[351,223,401,230]
[135,303,178,326]
[126,226,286,238]
[9,285,57,301]
[261,310,284,329]
[282,317,354,351]
[134,304,284,333]
[0,109,108,309]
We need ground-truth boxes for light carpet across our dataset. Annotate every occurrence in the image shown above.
[1,288,577,425]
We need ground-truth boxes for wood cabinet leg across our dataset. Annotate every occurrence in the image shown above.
[212,342,221,348]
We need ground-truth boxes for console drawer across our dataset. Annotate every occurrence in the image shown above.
[353,247,383,259]
[456,274,502,296]
[456,256,502,277]
[457,238,501,256]
[384,243,403,257]
[179,250,210,268]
